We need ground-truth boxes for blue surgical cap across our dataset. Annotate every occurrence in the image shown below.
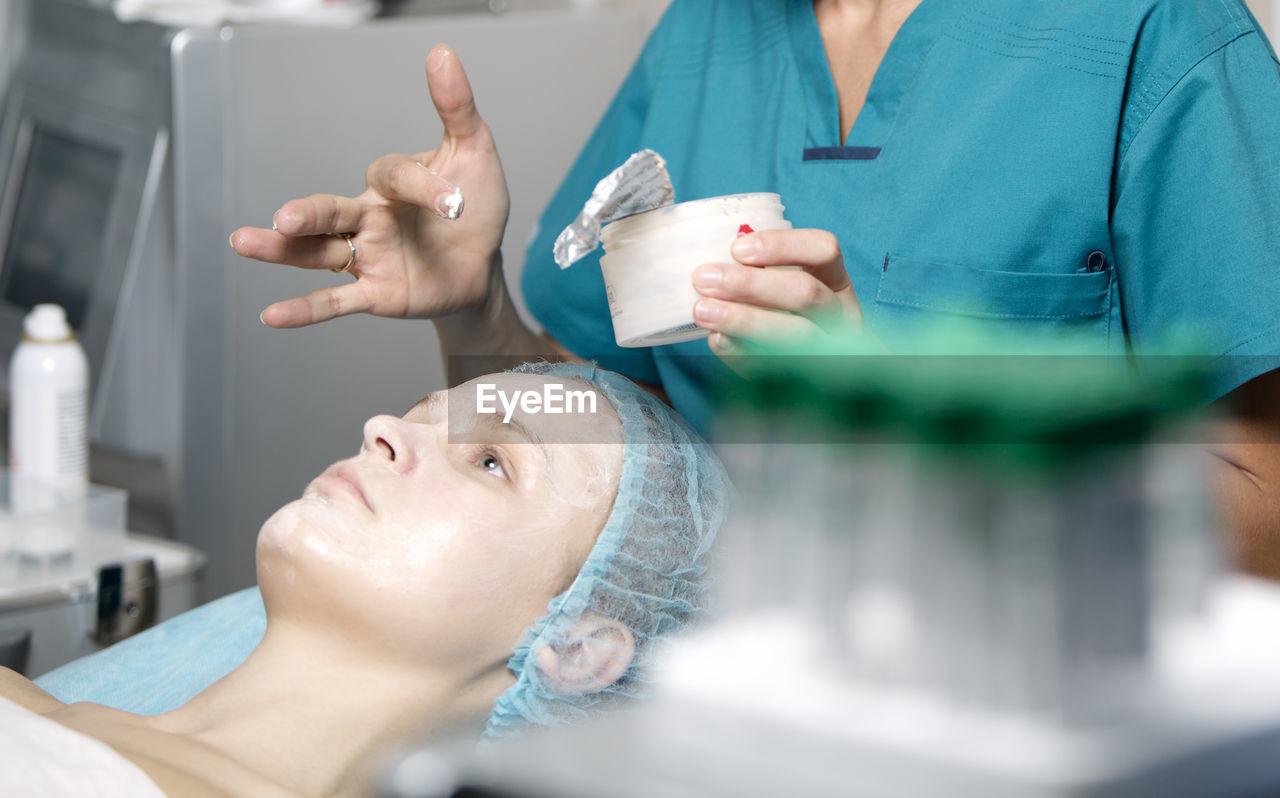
[483,362,730,738]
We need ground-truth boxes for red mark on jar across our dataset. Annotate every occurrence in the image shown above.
[737,224,755,237]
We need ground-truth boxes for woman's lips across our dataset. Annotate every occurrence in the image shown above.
[316,464,373,512]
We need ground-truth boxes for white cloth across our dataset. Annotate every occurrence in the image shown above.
[112,0,378,27]
[0,696,167,797]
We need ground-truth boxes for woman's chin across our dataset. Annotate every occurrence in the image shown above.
[256,497,367,584]
[255,499,326,572]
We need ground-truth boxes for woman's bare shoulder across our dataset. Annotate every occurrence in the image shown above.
[111,737,305,798]
[0,675,298,798]
[51,704,303,798]
[0,665,64,713]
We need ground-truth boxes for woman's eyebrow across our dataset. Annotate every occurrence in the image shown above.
[477,411,553,474]
[409,391,446,420]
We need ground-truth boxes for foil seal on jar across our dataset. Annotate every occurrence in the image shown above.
[553,149,675,269]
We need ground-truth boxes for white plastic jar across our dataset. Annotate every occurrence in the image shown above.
[598,193,791,348]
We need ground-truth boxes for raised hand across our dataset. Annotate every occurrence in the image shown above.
[230,45,510,328]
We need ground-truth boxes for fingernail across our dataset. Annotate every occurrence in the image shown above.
[694,299,725,325]
[228,232,237,250]
[731,235,760,260]
[711,332,735,353]
[434,187,464,220]
[427,46,450,73]
[692,264,722,290]
[259,311,267,326]
[271,218,278,231]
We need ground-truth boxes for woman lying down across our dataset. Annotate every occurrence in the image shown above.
[0,362,729,797]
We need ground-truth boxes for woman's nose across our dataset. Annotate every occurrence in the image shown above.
[361,415,417,473]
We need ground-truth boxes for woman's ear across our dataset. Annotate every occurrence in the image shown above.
[534,615,636,696]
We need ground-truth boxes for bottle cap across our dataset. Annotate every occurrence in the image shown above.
[23,304,74,342]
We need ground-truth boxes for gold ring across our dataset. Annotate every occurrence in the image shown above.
[331,234,356,274]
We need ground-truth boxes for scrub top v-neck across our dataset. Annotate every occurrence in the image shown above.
[520,0,1280,436]
[790,0,946,157]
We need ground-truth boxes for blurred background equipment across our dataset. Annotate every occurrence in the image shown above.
[0,470,203,676]
[109,0,380,27]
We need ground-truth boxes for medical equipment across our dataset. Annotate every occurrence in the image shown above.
[0,0,667,597]
[711,347,1220,720]
[0,471,203,676]
[485,361,729,737]
[110,0,379,27]
[378,337,1280,797]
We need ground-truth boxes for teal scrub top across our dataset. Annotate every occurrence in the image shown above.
[521,0,1280,435]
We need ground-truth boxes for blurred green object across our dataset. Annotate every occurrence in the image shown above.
[713,322,1214,471]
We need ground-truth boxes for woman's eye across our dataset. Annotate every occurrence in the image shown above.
[479,453,508,480]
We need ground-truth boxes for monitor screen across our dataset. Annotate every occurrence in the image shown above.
[1,125,121,330]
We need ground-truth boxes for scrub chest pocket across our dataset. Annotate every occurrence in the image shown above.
[872,255,1117,352]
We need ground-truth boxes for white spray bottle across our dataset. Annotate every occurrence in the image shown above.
[8,303,89,497]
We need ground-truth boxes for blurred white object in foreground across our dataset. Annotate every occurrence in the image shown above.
[637,576,1280,798]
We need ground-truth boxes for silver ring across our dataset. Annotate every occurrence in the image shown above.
[331,234,356,274]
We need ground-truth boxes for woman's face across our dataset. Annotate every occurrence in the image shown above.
[256,372,623,676]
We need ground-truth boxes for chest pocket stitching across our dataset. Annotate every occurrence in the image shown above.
[875,256,1112,322]
[1103,266,1114,344]
[875,298,1106,322]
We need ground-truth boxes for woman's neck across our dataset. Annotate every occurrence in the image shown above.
[149,621,512,797]
[814,0,922,18]
[814,0,924,143]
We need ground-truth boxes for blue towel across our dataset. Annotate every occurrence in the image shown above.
[35,587,265,714]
